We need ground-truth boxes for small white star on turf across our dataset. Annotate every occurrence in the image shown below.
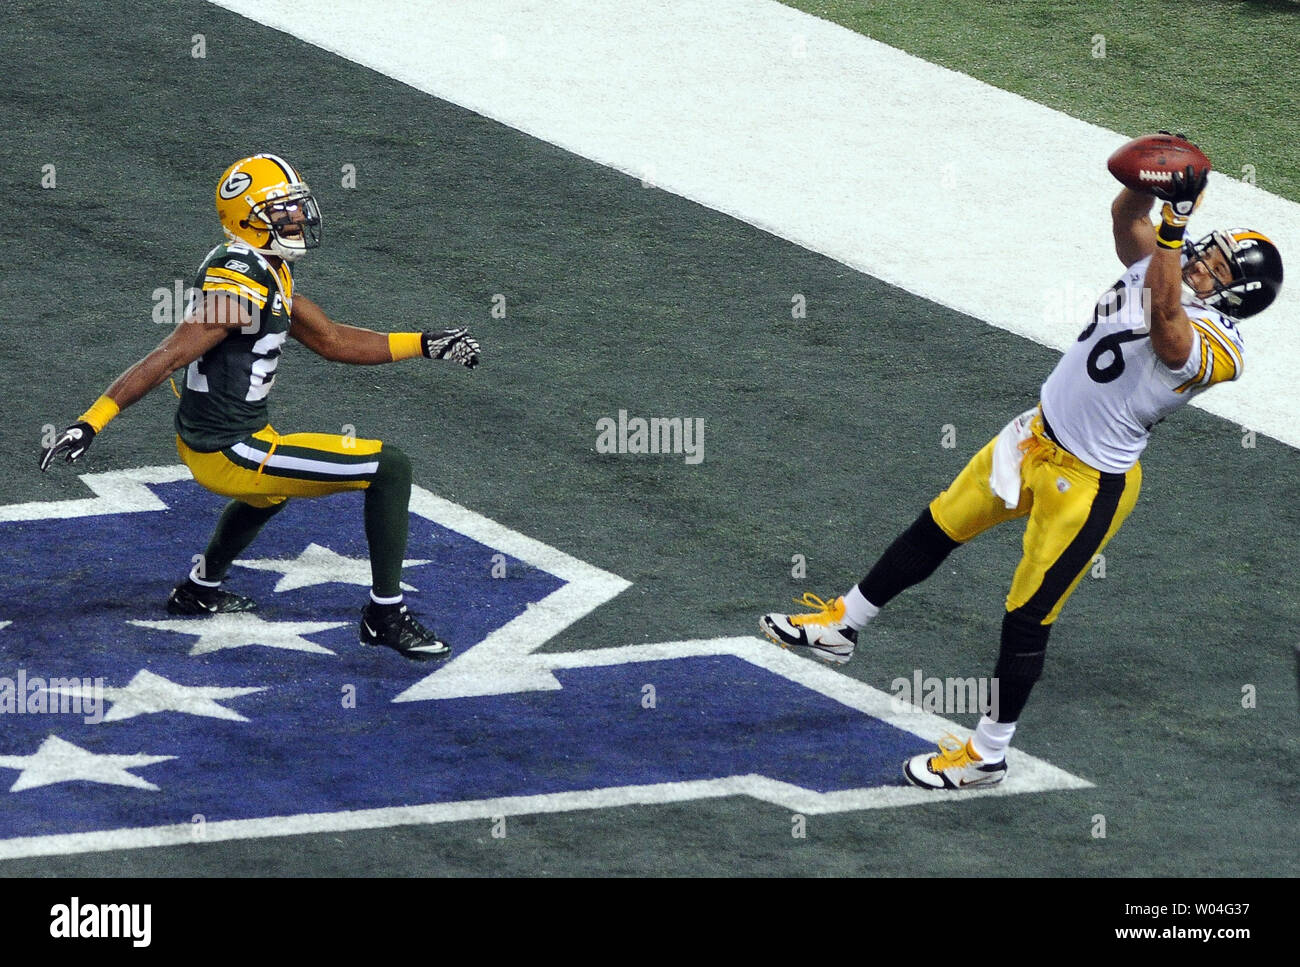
[0,734,175,792]
[129,614,347,656]
[235,542,430,593]
[45,669,267,723]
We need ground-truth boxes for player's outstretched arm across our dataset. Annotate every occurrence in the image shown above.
[1145,165,1208,369]
[38,294,248,471]
[1111,187,1158,267]
[290,293,480,368]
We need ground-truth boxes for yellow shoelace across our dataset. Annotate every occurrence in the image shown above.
[789,592,840,627]
[931,734,976,772]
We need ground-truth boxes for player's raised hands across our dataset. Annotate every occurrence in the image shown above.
[1155,164,1208,226]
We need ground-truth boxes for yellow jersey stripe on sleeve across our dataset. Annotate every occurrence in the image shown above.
[201,280,268,309]
[204,266,270,297]
[1197,316,1244,377]
[1191,321,1239,385]
[1174,329,1210,393]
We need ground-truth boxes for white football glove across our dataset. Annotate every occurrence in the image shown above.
[421,328,480,369]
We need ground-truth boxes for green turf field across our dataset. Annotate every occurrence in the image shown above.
[1,0,1296,879]
[784,0,1300,202]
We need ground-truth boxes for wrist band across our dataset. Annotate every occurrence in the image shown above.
[78,395,120,433]
[1156,219,1185,250]
[387,332,424,361]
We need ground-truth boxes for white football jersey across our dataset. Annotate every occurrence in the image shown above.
[1040,255,1244,474]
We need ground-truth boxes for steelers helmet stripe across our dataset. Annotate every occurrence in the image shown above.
[1230,230,1274,246]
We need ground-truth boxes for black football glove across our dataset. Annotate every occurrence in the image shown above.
[1154,163,1208,226]
[422,328,480,369]
[39,421,96,471]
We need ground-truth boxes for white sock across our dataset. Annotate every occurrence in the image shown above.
[369,591,403,606]
[189,566,221,588]
[841,585,880,630]
[971,716,1016,764]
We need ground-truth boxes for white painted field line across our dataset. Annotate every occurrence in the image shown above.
[207,0,1300,448]
[0,466,191,522]
[0,766,1086,860]
[0,471,1086,858]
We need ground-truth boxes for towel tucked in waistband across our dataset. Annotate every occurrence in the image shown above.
[988,407,1039,509]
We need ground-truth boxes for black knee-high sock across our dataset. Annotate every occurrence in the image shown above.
[857,507,961,607]
[364,444,412,598]
[992,610,1051,723]
[198,499,290,582]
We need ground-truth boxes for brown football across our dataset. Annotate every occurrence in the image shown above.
[1107,134,1212,194]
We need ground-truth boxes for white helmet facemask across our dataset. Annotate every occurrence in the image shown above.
[249,187,322,263]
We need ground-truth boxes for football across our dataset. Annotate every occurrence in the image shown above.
[1106,133,1212,194]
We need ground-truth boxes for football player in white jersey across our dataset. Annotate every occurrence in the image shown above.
[761,150,1283,790]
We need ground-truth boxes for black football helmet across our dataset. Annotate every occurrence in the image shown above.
[1184,228,1283,319]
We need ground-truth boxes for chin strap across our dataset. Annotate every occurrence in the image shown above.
[269,239,306,262]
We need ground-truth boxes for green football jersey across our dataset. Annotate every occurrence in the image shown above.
[175,241,295,451]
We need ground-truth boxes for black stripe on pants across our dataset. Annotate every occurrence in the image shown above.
[996,467,1130,723]
[1015,468,1129,625]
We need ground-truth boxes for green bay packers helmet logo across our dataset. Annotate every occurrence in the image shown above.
[219,171,253,200]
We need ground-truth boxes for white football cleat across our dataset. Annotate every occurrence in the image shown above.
[903,735,1007,790]
[760,593,858,665]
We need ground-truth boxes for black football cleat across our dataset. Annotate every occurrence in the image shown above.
[166,580,259,615]
[359,602,452,662]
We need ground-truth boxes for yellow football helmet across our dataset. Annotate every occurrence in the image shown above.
[215,154,321,262]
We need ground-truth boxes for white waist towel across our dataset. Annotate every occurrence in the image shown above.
[989,407,1039,509]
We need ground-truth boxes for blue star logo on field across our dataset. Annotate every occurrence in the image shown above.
[0,467,1088,858]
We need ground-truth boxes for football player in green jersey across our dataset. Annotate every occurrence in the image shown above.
[40,153,479,662]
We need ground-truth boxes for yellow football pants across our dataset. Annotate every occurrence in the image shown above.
[177,425,385,509]
[929,415,1141,625]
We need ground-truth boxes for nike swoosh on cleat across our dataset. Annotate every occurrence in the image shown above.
[362,622,378,637]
